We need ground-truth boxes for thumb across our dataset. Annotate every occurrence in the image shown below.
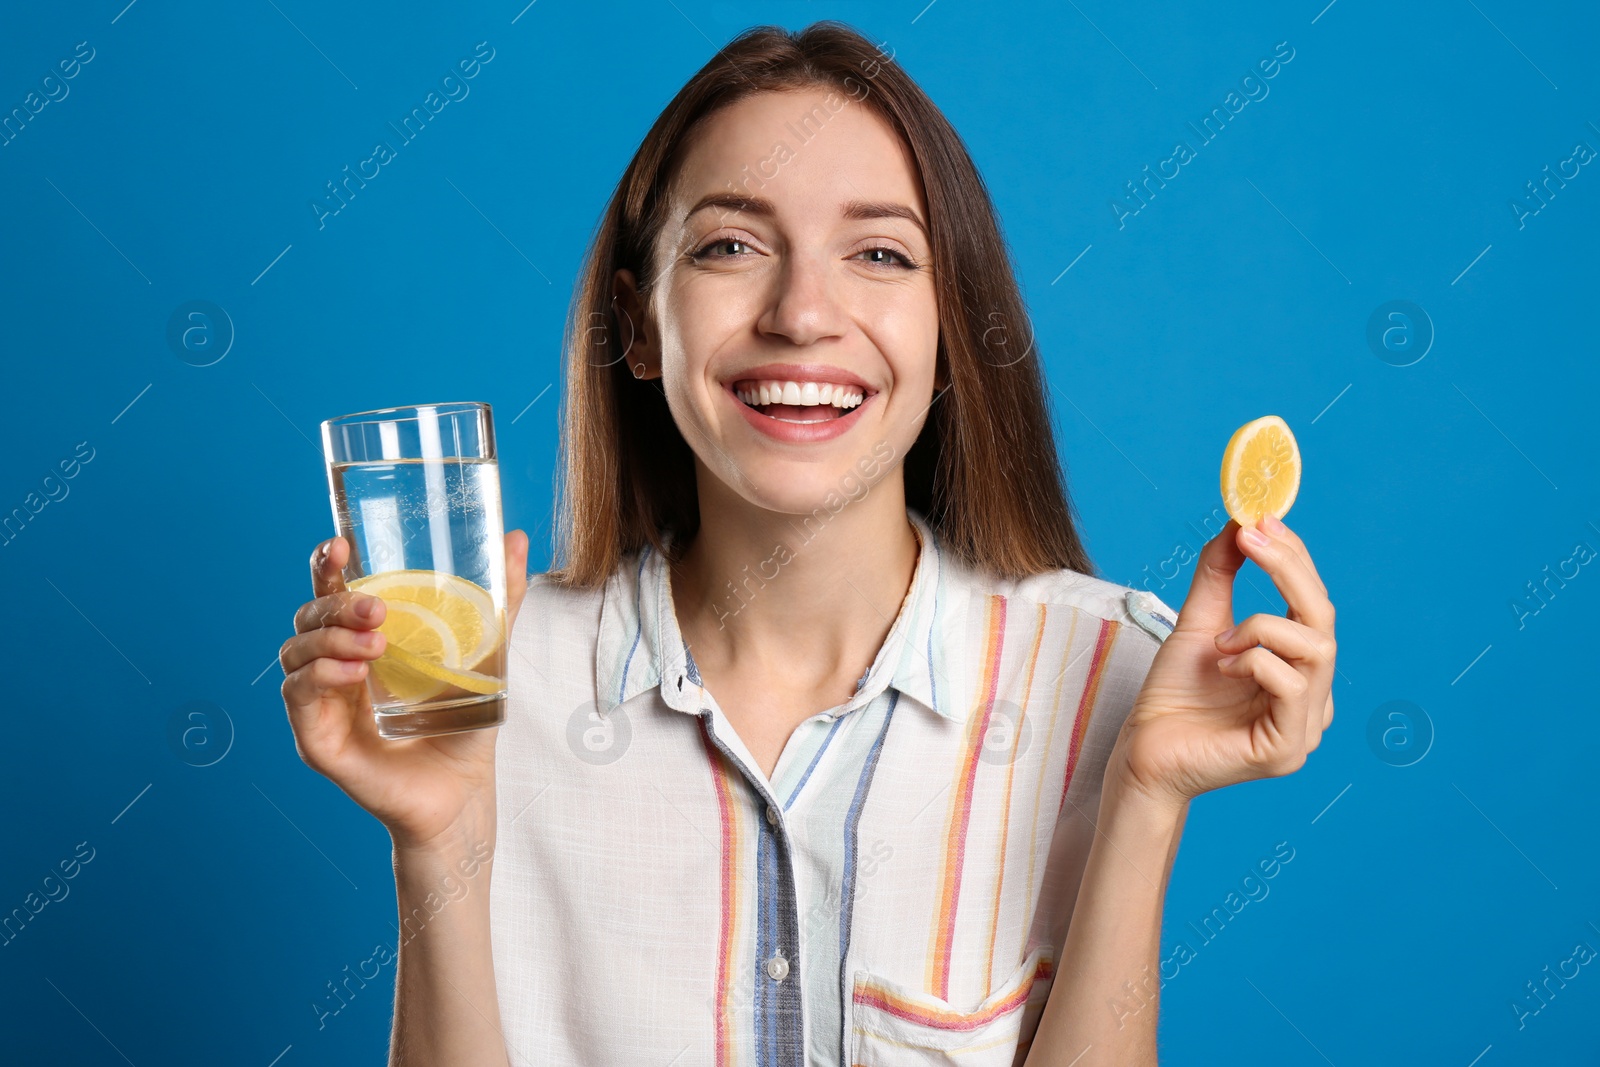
[504,529,530,634]
[1176,520,1247,633]
[311,534,351,598]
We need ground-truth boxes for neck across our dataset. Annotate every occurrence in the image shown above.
[670,461,921,694]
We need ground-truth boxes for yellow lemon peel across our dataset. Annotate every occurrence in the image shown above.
[1220,415,1301,528]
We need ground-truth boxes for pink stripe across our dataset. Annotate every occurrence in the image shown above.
[981,602,1049,996]
[701,723,738,1067]
[930,595,1006,1000]
[1058,618,1119,814]
[855,957,1054,1031]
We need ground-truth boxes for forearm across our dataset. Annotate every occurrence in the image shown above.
[1026,775,1188,1067]
[389,812,508,1067]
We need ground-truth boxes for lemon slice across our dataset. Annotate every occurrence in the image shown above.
[1220,415,1301,528]
[349,569,501,668]
[364,600,462,703]
[349,570,493,658]
[381,645,504,696]
[375,600,462,664]
[348,569,505,702]
[369,651,452,703]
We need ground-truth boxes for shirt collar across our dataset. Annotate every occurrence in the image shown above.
[594,507,969,725]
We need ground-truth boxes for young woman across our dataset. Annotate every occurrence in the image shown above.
[279,21,1336,1067]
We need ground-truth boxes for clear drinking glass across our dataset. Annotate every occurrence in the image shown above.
[319,402,508,739]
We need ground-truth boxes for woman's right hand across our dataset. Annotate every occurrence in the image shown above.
[278,530,531,855]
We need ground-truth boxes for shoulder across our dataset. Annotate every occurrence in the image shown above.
[514,545,655,655]
[521,542,655,615]
[987,566,1179,649]
[519,570,607,623]
[509,569,611,668]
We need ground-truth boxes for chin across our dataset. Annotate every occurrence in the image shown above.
[720,448,900,524]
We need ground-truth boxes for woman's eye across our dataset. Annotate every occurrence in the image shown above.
[691,238,752,259]
[690,240,917,268]
[855,246,917,269]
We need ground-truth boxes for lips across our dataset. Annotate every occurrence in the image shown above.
[737,378,862,402]
[725,380,874,442]
[719,363,878,443]
[733,380,862,422]
[745,401,842,422]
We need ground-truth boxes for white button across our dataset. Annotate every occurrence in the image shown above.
[766,804,779,827]
[766,954,789,981]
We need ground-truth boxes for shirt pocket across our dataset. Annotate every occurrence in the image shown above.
[849,942,1055,1066]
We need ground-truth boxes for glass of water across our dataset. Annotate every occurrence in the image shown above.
[319,402,507,740]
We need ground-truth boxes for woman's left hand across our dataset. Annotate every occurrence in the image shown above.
[1111,513,1337,811]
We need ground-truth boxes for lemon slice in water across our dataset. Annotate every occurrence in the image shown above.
[348,569,504,702]
[381,645,504,696]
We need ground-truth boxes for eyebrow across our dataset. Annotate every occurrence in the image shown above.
[682,193,929,239]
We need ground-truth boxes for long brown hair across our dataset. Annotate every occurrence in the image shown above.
[547,20,1093,587]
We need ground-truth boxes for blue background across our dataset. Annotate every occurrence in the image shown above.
[2,0,1595,1063]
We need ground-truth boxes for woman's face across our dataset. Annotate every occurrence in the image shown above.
[622,86,940,519]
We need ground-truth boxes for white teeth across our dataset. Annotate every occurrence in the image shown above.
[734,378,866,410]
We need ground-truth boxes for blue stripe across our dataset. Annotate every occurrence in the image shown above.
[757,807,775,1067]
[684,638,702,685]
[616,546,651,703]
[699,713,802,1067]
[783,714,845,811]
[837,690,899,1067]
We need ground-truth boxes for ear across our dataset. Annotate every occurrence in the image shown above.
[612,269,660,380]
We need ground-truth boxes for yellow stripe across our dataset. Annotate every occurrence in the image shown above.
[925,595,1006,996]
[1022,610,1080,948]
[980,601,1048,996]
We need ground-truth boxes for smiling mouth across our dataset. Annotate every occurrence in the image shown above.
[731,378,871,423]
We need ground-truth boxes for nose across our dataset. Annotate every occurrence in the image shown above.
[756,248,849,347]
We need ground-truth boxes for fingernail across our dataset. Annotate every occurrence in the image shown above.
[1241,526,1270,549]
[1260,512,1286,534]
[356,596,376,618]
[1217,626,1236,643]
[1217,653,1239,668]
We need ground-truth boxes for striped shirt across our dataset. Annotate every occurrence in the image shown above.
[491,508,1176,1066]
